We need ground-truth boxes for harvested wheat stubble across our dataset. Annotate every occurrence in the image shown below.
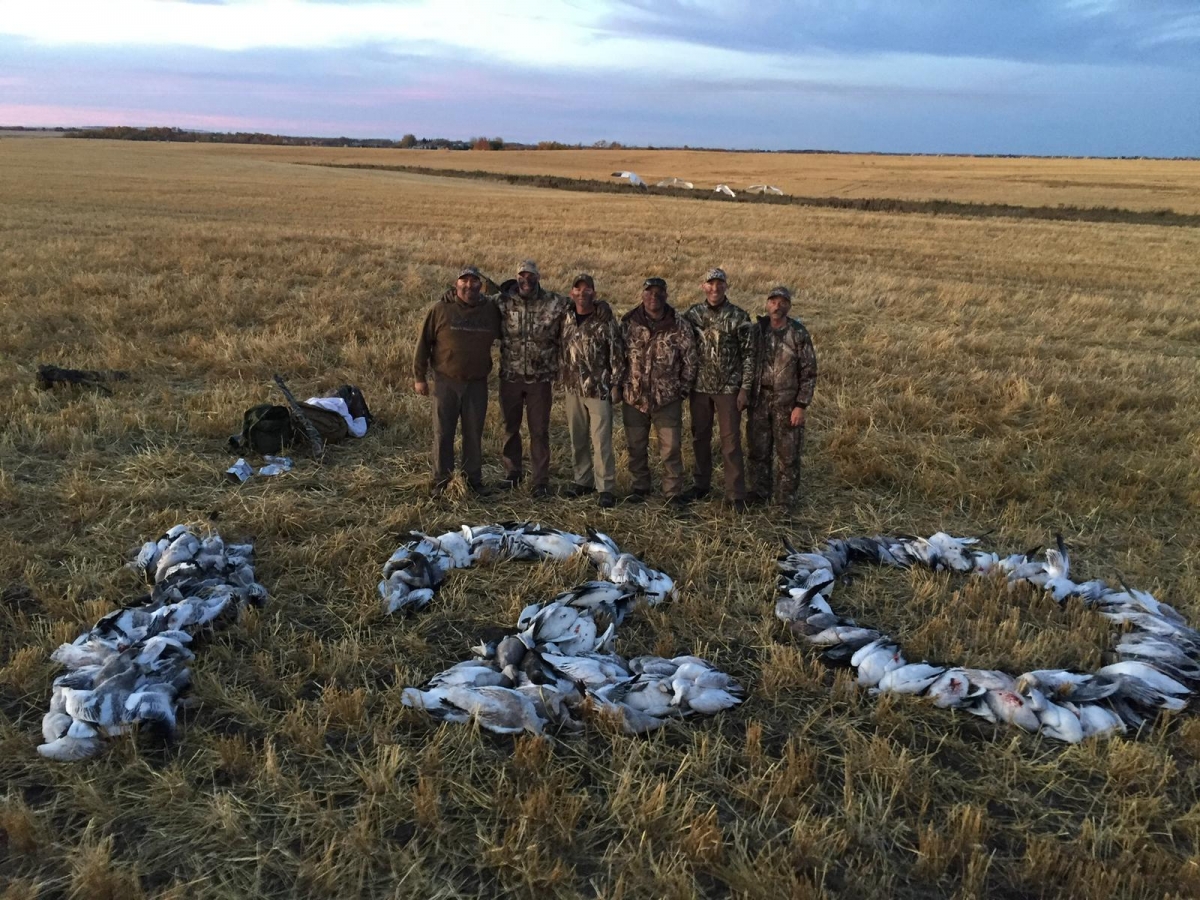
[38,524,266,761]
[3,139,1200,900]
[776,531,1196,742]
[392,523,741,735]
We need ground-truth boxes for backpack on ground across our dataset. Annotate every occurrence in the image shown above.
[228,384,374,455]
[232,404,295,455]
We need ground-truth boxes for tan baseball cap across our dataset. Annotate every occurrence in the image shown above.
[766,286,792,301]
[704,267,727,283]
[517,259,540,276]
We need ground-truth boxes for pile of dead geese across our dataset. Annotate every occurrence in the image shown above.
[776,532,1197,742]
[391,523,743,735]
[38,524,266,762]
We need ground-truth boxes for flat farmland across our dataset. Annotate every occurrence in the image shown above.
[216,143,1200,214]
[2,138,1200,899]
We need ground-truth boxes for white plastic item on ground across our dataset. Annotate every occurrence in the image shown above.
[257,456,293,476]
[226,459,253,483]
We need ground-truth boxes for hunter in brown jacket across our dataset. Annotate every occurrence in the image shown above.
[413,266,502,497]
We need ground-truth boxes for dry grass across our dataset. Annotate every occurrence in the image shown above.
[1,138,1200,898]
[181,143,1200,214]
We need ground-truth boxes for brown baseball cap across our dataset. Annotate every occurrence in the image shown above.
[767,286,792,301]
[517,259,540,276]
[458,266,483,280]
[573,273,595,288]
[642,277,667,290]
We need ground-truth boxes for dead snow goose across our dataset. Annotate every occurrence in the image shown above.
[855,642,905,688]
[926,668,985,708]
[440,684,548,735]
[874,662,945,695]
[1025,689,1084,743]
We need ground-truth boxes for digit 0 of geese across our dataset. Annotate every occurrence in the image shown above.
[775,532,1195,742]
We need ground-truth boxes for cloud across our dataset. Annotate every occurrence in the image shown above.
[1,3,1197,156]
[603,0,1200,69]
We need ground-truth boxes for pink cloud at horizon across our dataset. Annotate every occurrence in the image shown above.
[0,102,358,134]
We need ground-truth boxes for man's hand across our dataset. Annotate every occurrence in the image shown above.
[736,388,749,412]
[790,406,805,428]
[414,381,429,396]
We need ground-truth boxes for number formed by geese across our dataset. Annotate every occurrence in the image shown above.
[391,523,743,735]
[39,524,266,762]
[775,532,1196,742]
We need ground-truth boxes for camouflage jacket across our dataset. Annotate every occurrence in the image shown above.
[752,316,818,409]
[496,285,570,382]
[620,304,699,414]
[682,299,756,394]
[559,300,627,400]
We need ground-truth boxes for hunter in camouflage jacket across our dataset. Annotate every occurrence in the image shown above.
[751,316,818,409]
[620,303,699,414]
[682,299,757,394]
[496,284,571,383]
[559,299,627,401]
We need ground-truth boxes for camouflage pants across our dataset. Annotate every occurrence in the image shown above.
[746,399,805,505]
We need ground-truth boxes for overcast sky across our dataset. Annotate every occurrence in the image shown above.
[2,0,1198,155]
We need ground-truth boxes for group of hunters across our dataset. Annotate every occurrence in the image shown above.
[412,261,818,511]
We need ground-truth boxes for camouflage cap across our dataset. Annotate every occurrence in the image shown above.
[573,273,595,288]
[517,259,540,276]
[642,277,667,291]
[458,265,483,281]
[766,285,793,302]
[704,267,727,283]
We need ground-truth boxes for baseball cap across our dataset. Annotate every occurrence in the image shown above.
[642,277,667,290]
[704,267,727,283]
[458,265,483,280]
[766,286,792,301]
[517,260,540,276]
[573,273,595,288]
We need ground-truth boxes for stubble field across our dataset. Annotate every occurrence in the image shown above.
[2,139,1200,899]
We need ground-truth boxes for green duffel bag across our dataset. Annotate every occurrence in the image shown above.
[230,404,295,455]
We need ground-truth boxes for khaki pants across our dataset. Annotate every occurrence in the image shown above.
[622,400,684,498]
[431,375,488,487]
[565,393,616,492]
[499,380,553,487]
[689,391,746,500]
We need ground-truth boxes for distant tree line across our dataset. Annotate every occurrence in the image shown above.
[65,126,475,149]
[63,126,632,151]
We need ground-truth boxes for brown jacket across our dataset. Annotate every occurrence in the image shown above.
[620,303,698,414]
[413,289,502,383]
